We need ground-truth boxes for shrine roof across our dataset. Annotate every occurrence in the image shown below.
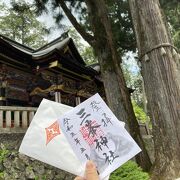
[0,34,99,78]
[0,34,85,65]
[33,38,70,57]
[0,34,34,54]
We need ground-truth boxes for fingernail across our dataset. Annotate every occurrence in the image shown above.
[86,160,94,169]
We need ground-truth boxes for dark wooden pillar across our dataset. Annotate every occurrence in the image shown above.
[0,87,6,105]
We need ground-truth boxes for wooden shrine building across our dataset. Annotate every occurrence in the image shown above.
[0,35,151,136]
[0,34,104,107]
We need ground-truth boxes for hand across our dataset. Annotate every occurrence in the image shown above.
[74,161,99,180]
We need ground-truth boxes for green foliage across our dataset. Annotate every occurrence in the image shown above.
[0,145,9,163]
[120,56,148,122]
[0,172,4,178]
[173,31,180,49]
[0,145,8,178]
[35,175,46,180]
[42,175,47,180]
[160,0,180,49]
[121,55,144,107]
[106,0,136,54]
[110,161,150,180]
[132,101,148,123]
[68,27,97,65]
[81,46,97,65]
[0,0,48,49]
[33,0,135,55]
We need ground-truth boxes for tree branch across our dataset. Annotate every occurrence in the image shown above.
[58,0,94,46]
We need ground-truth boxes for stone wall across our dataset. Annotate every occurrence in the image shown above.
[0,132,154,180]
[0,133,75,180]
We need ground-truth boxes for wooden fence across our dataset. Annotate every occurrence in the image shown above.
[0,106,37,130]
[0,106,151,135]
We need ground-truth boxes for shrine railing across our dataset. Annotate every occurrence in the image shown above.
[0,106,37,133]
[0,106,152,135]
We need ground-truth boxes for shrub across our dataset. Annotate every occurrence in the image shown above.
[109,161,150,180]
[132,101,148,123]
[0,145,9,163]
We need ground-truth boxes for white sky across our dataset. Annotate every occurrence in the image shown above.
[1,0,89,45]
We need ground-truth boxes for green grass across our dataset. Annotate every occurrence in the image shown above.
[110,161,150,180]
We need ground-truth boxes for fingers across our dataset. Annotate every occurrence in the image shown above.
[85,160,99,180]
[74,176,84,180]
[74,161,99,180]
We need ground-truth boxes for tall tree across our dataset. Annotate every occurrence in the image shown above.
[33,0,151,170]
[129,0,180,179]
[0,1,48,49]
[160,0,180,49]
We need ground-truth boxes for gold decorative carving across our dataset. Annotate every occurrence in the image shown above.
[30,78,101,99]
[30,84,75,96]
[77,81,98,97]
[30,85,64,95]
[63,46,70,53]
[49,60,60,68]
[77,89,92,98]
[0,97,6,101]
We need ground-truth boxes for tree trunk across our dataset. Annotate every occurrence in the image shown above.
[129,0,180,179]
[86,0,152,171]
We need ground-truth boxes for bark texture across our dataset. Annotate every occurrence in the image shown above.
[129,0,180,179]
[85,0,152,171]
[59,0,152,171]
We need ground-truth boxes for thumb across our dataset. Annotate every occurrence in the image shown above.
[85,161,99,180]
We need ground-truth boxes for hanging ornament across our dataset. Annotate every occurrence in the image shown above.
[160,47,166,56]
[172,48,180,61]
[172,48,177,57]
[144,54,149,62]
[178,53,180,60]
[137,61,142,68]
